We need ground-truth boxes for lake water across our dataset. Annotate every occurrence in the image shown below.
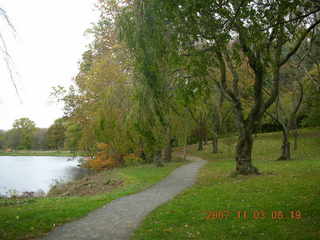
[0,156,88,196]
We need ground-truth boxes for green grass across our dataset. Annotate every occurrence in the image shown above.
[0,160,186,240]
[133,128,320,240]
[0,150,80,157]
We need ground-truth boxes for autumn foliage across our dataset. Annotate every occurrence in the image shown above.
[85,143,120,170]
[84,143,143,170]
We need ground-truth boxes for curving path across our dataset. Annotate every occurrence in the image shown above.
[41,156,206,240]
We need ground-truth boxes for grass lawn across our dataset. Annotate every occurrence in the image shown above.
[0,160,186,240]
[133,128,320,240]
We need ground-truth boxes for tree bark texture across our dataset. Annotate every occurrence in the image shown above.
[278,128,291,160]
[235,130,259,175]
[212,132,218,153]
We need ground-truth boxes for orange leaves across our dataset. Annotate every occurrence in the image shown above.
[84,143,144,170]
[86,156,117,170]
[85,143,119,170]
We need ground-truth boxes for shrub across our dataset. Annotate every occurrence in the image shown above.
[123,154,143,167]
[84,143,121,170]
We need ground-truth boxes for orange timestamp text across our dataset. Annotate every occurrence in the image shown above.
[205,210,302,220]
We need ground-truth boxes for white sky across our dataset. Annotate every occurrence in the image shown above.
[0,0,99,130]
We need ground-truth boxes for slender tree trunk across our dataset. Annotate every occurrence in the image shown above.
[235,130,259,175]
[162,127,172,162]
[183,133,187,161]
[289,80,303,151]
[293,129,298,151]
[204,135,208,145]
[278,128,291,160]
[290,119,299,151]
[198,137,203,151]
[212,132,218,153]
[211,117,219,153]
[211,87,224,154]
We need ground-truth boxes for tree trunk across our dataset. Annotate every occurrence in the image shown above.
[278,128,291,160]
[154,150,164,167]
[198,137,203,151]
[211,91,223,154]
[162,128,172,162]
[162,141,172,162]
[183,134,187,161]
[235,131,259,175]
[212,132,218,153]
[290,119,299,151]
[293,129,298,151]
[139,151,146,162]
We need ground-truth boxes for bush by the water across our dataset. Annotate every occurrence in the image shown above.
[84,143,143,170]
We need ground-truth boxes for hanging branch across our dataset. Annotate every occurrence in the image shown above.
[0,8,21,103]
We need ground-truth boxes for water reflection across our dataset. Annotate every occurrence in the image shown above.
[0,156,88,196]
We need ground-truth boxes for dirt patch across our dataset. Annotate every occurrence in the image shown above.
[47,170,123,197]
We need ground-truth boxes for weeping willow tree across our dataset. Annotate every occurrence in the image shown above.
[118,1,183,164]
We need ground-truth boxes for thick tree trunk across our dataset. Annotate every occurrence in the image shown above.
[235,131,259,175]
[212,132,218,153]
[278,129,291,160]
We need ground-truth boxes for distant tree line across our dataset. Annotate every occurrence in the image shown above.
[0,118,66,151]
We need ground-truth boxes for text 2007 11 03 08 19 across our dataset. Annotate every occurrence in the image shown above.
[205,210,302,220]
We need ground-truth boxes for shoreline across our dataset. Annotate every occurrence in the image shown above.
[0,151,86,157]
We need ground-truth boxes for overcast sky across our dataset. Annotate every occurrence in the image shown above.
[0,0,99,130]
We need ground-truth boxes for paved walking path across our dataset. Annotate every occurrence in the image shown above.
[41,156,206,240]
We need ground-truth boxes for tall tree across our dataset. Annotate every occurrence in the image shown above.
[47,118,66,150]
[12,118,36,150]
[266,80,304,160]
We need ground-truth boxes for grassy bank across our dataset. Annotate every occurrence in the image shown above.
[0,159,186,240]
[0,150,81,157]
[133,128,320,240]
